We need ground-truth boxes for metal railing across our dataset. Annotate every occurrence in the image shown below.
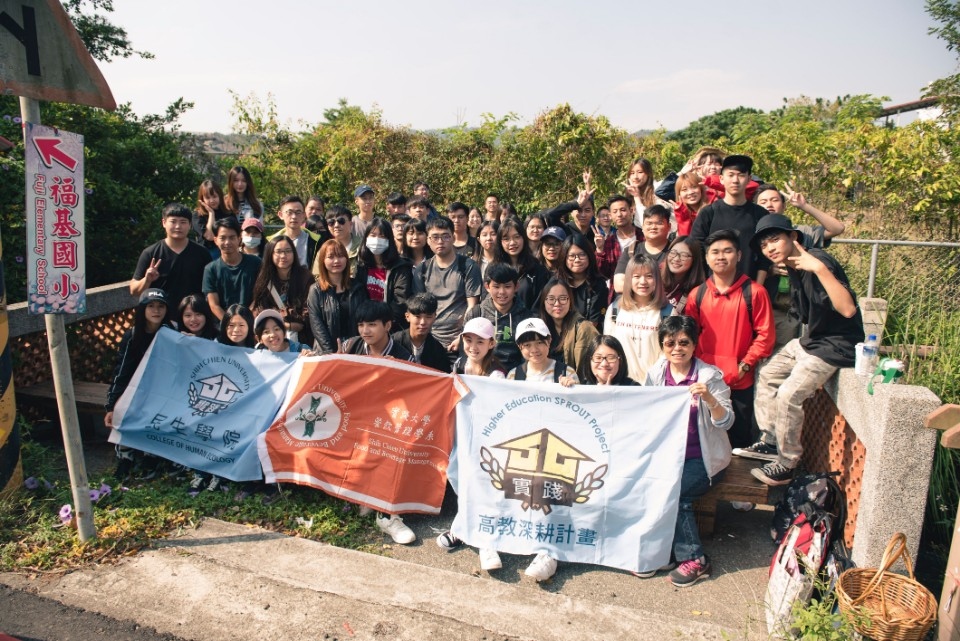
[832,238,960,298]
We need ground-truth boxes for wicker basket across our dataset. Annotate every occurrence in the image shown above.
[836,533,937,641]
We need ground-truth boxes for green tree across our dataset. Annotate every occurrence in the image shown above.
[925,0,960,123]
[666,106,762,155]
[61,0,153,62]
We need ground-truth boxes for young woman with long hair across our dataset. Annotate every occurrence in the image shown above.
[672,173,708,236]
[177,293,218,340]
[603,254,672,382]
[250,236,313,345]
[662,236,706,312]
[538,278,599,375]
[308,239,361,354]
[401,218,434,268]
[557,234,608,327]
[217,304,256,348]
[223,165,263,222]
[577,335,639,386]
[492,217,550,310]
[193,179,232,254]
[356,217,412,328]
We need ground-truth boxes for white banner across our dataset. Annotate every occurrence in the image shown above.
[450,376,690,574]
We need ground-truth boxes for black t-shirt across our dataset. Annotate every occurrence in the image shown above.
[790,248,864,367]
[454,236,478,258]
[133,240,212,308]
[690,199,769,279]
[614,241,669,275]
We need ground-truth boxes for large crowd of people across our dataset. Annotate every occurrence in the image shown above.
[107,150,864,587]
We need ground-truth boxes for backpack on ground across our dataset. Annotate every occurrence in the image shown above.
[764,473,853,638]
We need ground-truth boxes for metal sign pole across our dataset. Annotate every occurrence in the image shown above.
[19,96,95,542]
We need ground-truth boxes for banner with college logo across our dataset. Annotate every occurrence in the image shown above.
[450,376,690,574]
[110,328,298,481]
[258,355,468,513]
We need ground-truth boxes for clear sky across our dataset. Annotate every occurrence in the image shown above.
[99,0,955,134]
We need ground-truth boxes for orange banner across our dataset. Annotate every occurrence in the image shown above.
[258,355,468,513]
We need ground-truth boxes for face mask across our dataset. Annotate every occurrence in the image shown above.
[366,237,389,255]
[242,235,261,248]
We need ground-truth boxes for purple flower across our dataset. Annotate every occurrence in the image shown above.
[2,115,10,121]
[1,165,8,171]
[12,117,21,124]
[85,188,94,194]
[98,483,112,497]
[14,256,23,264]
[89,489,101,502]
[24,477,40,490]
[43,480,54,491]
[58,504,73,524]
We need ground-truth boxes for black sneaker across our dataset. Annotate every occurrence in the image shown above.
[751,461,795,486]
[732,441,779,462]
[113,458,133,482]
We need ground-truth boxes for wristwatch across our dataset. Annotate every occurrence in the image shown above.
[738,362,751,372]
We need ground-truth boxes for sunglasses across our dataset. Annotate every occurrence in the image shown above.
[326,216,349,227]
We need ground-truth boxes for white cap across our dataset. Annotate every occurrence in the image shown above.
[253,308,285,329]
[462,317,495,340]
[514,317,551,342]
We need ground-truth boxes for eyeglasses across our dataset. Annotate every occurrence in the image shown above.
[662,339,693,348]
[591,354,620,364]
[281,209,304,217]
[544,296,570,305]
[566,253,588,262]
[274,249,294,256]
[668,250,693,260]
[326,217,349,227]
[428,234,453,242]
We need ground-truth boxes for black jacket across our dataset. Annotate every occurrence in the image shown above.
[572,275,609,328]
[307,283,364,354]
[391,330,452,373]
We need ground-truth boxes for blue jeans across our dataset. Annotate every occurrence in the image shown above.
[674,457,722,562]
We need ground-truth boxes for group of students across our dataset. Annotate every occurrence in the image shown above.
[109,150,864,587]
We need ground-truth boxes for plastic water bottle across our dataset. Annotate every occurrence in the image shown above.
[861,334,879,375]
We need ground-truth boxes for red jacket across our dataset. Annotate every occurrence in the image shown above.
[684,274,774,390]
[703,175,760,204]
[673,202,698,236]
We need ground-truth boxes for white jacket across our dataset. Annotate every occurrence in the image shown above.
[645,357,733,479]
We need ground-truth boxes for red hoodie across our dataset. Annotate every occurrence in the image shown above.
[702,175,760,204]
[684,273,774,390]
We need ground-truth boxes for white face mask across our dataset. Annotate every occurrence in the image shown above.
[242,235,261,248]
[366,237,389,255]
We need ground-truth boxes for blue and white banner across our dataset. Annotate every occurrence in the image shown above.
[110,328,298,481]
[450,376,690,574]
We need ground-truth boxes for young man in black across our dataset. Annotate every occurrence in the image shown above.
[341,300,414,361]
[737,214,864,486]
[203,217,262,320]
[131,203,212,310]
[690,154,769,283]
[391,293,451,372]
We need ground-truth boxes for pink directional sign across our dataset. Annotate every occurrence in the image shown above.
[25,122,86,314]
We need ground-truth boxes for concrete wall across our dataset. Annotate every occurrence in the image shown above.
[830,368,940,567]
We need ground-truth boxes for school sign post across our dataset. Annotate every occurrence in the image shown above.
[1,0,116,539]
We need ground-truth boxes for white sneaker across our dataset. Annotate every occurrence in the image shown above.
[524,551,557,581]
[376,514,416,544]
[730,501,756,512]
[479,548,502,571]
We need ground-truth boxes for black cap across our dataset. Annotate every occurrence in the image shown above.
[721,154,753,174]
[138,288,169,306]
[750,214,802,252]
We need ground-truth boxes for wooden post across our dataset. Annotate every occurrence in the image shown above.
[925,404,960,641]
[19,97,95,542]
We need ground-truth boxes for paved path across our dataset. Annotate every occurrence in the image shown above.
[1,514,772,641]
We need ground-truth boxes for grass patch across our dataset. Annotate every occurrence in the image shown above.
[0,423,381,573]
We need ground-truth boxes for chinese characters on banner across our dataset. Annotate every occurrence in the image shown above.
[24,123,85,314]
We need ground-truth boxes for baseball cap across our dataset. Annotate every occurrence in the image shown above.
[542,226,567,242]
[254,308,285,330]
[353,184,374,198]
[514,317,551,343]
[462,317,495,340]
[138,288,169,307]
[241,217,264,233]
[750,214,802,252]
